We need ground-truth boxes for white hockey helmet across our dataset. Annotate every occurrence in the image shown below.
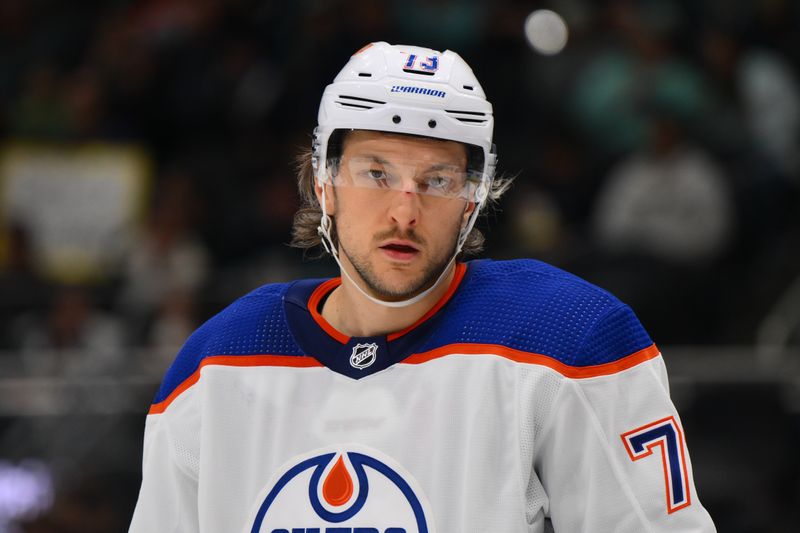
[313,41,497,206]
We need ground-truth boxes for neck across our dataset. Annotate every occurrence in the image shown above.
[321,262,457,338]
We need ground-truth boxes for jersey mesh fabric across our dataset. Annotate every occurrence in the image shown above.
[577,303,653,364]
[172,431,200,479]
[422,259,653,366]
[518,367,562,525]
[153,283,303,404]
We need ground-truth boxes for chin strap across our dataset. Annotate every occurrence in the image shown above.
[317,182,485,308]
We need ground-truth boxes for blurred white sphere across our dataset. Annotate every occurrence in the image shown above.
[525,9,569,55]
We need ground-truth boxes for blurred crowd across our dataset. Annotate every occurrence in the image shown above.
[1,0,799,366]
[0,1,799,531]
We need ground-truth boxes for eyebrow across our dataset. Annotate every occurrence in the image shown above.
[352,155,463,172]
[425,162,462,172]
[359,155,391,166]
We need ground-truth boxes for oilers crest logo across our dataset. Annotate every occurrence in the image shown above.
[246,445,435,533]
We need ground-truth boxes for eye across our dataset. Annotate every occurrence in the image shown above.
[426,175,452,190]
[367,168,387,181]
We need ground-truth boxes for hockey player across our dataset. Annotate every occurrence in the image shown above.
[130,42,716,532]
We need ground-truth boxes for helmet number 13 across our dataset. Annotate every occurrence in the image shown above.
[403,54,439,73]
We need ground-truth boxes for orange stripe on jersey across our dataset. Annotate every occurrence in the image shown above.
[148,355,323,415]
[387,262,467,341]
[148,344,660,414]
[402,343,661,378]
[308,278,349,344]
[308,262,468,344]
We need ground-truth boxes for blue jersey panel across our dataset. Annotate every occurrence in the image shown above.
[421,259,653,366]
[152,259,655,403]
[153,282,304,404]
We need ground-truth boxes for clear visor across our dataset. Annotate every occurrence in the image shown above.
[327,156,481,201]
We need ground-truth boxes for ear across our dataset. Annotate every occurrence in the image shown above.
[314,179,336,216]
[462,200,476,227]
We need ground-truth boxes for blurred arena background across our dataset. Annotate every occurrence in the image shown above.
[0,0,798,531]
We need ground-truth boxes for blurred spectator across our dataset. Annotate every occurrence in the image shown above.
[739,48,800,181]
[148,288,197,353]
[15,285,124,376]
[506,184,565,259]
[117,166,209,343]
[698,26,800,282]
[0,223,50,349]
[8,63,70,138]
[62,65,110,139]
[592,114,735,265]
[527,131,599,236]
[229,45,284,129]
[570,0,711,158]
[702,27,800,180]
[589,113,736,342]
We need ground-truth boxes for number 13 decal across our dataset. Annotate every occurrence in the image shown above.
[621,416,691,513]
[403,54,439,73]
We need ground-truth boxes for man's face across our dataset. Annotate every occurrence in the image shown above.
[320,130,474,301]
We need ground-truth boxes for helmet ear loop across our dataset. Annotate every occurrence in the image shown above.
[316,170,336,257]
[456,179,489,253]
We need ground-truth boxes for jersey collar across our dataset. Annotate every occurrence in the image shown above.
[283,262,468,379]
[308,262,467,344]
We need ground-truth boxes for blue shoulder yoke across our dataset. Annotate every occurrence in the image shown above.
[152,259,653,404]
[152,282,303,404]
[416,259,653,366]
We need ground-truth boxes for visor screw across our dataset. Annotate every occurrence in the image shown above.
[392,115,401,124]
[428,119,437,128]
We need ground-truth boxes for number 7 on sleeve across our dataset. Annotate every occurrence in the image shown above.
[621,416,692,514]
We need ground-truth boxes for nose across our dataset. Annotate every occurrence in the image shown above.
[387,189,420,230]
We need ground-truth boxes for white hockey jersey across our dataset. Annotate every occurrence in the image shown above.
[130,259,715,532]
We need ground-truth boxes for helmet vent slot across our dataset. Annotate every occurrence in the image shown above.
[337,102,373,110]
[358,72,372,77]
[335,94,387,110]
[337,94,386,105]
[445,109,486,116]
[463,85,474,90]
[445,109,488,124]
[402,69,435,76]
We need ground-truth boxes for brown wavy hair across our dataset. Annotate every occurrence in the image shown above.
[290,133,512,258]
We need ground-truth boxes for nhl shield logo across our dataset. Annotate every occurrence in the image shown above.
[350,343,378,370]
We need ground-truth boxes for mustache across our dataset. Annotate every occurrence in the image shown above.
[373,228,426,247]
